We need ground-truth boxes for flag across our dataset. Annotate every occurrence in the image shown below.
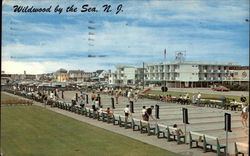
[164,48,166,59]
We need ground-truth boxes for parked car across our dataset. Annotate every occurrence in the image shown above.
[212,86,230,92]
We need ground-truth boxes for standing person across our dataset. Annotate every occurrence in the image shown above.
[115,91,119,104]
[124,105,130,120]
[134,92,138,102]
[197,92,201,105]
[95,98,99,110]
[79,95,85,108]
[192,95,196,104]
[43,95,48,108]
[50,91,54,101]
[127,89,131,102]
[111,87,114,96]
[71,96,76,106]
[129,93,135,104]
[144,106,155,121]
[241,104,249,128]
[91,91,96,102]
[141,106,146,120]
[125,89,128,97]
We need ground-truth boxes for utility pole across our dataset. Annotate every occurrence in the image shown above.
[143,62,145,90]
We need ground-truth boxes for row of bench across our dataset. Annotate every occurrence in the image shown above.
[56,102,248,156]
[56,102,186,143]
[189,131,248,156]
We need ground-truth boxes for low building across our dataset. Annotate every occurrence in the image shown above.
[114,65,143,85]
[144,61,240,87]
[226,66,249,85]
[68,70,85,81]
[55,68,69,82]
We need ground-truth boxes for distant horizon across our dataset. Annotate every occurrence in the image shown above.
[2,0,249,74]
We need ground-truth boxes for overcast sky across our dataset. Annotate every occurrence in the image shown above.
[2,0,249,74]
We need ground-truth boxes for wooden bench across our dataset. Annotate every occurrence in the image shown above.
[101,112,113,123]
[132,118,140,131]
[80,107,86,115]
[97,111,104,121]
[235,142,248,156]
[156,124,168,139]
[119,115,132,129]
[140,120,148,134]
[189,131,204,149]
[112,114,119,125]
[167,127,185,144]
[85,108,90,117]
[64,103,69,111]
[147,122,156,136]
[203,134,226,156]
[88,109,97,119]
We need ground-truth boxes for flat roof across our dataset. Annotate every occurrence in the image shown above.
[145,61,240,66]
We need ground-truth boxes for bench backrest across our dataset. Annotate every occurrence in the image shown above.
[190,131,204,137]
[113,114,119,120]
[157,124,168,132]
[235,142,248,148]
[189,131,204,141]
[203,135,220,146]
[140,120,149,127]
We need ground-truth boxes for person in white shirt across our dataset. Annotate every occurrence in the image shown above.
[197,93,201,99]
[197,92,201,105]
[127,90,131,101]
[50,92,54,100]
[124,105,130,120]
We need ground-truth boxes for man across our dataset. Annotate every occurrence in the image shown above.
[115,91,119,104]
[241,95,247,103]
[79,95,85,108]
[127,90,131,102]
[124,105,130,120]
[91,91,96,102]
[144,106,155,121]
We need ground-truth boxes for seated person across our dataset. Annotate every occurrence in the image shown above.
[98,105,103,113]
[172,124,184,135]
[159,95,164,101]
[105,107,112,116]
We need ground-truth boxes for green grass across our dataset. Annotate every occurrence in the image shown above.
[1,106,179,156]
[148,90,249,102]
[1,92,32,105]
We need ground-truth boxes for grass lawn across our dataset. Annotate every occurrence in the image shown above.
[1,92,32,105]
[148,90,249,102]
[1,105,179,156]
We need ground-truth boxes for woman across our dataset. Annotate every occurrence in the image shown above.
[141,106,146,120]
[241,104,248,128]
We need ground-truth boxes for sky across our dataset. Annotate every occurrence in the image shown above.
[2,0,249,74]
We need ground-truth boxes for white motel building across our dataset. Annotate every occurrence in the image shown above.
[113,61,248,88]
[144,61,241,88]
